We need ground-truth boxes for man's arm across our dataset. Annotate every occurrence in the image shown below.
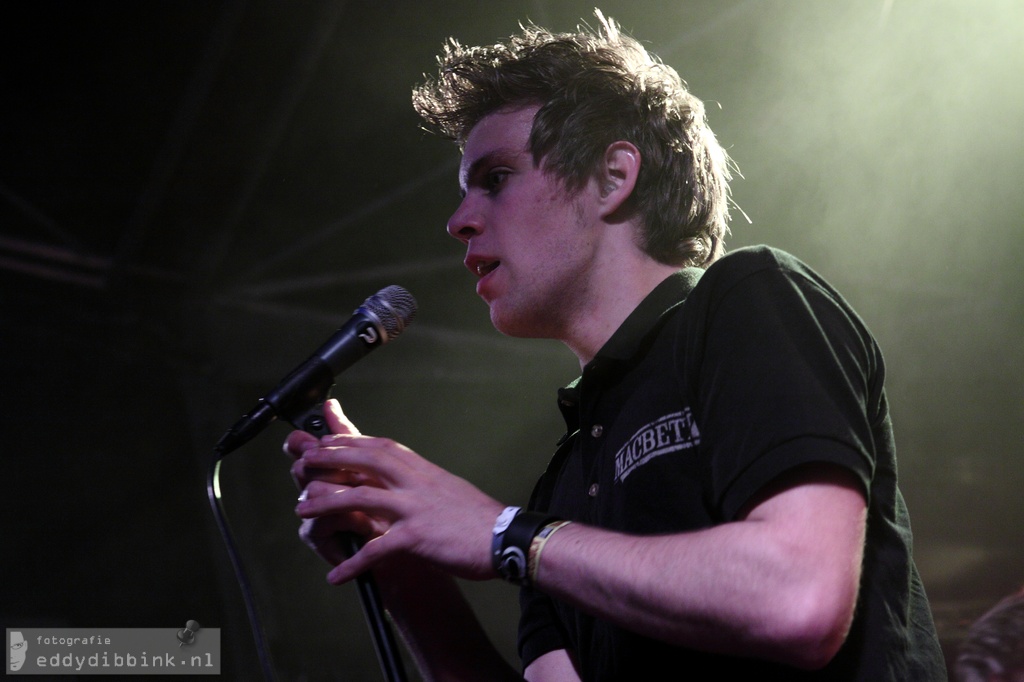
[296,418,866,673]
[525,463,865,671]
[523,650,580,682]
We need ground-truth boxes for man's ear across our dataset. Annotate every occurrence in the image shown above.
[597,141,641,219]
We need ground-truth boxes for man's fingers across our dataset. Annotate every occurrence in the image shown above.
[291,458,371,489]
[325,398,361,436]
[283,429,319,461]
[296,482,397,520]
[298,518,349,565]
[299,437,417,486]
[325,532,395,585]
[283,399,359,466]
[298,514,378,565]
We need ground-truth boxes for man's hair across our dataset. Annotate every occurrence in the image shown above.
[412,11,732,268]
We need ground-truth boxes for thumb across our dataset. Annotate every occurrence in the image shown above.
[325,398,361,436]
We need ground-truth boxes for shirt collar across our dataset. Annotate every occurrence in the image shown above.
[556,267,703,431]
[587,267,703,369]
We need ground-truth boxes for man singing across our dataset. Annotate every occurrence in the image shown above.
[288,12,946,680]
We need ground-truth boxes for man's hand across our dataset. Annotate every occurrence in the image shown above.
[283,400,378,566]
[285,400,524,682]
[287,399,505,584]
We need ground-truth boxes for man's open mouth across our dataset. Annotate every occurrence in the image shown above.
[475,260,499,277]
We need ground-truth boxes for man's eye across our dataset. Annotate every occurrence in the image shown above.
[486,170,510,192]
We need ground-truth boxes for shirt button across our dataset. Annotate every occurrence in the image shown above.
[588,483,599,497]
[590,424,604,438]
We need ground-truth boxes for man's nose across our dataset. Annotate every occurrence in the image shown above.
[447,197,483,243]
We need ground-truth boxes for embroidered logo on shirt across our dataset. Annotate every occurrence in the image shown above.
[614,409,700,483]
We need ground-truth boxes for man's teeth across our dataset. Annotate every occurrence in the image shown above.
[476,262,498,276]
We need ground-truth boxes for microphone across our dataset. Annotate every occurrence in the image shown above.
[214,285,417,457]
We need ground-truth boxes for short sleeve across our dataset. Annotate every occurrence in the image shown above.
[518,585,570,671]
[686,249,883,520]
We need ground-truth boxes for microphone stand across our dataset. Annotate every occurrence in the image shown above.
[295,403,409,682]
[213,398,409,682]
[213,286,416,682]
[343,535,408,682]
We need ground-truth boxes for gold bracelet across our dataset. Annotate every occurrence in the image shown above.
[527,520,573,586]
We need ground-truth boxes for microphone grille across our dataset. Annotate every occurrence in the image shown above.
[361,285,417,341]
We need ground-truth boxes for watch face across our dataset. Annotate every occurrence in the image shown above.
[493,506,520,534]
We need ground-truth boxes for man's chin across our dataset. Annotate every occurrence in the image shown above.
[488,309,519,337]
[488,305,551,340]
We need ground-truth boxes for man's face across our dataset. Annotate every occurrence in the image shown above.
[9,631,26,671]
[448,105,605,339]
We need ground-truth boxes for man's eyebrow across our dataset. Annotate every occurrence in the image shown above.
[458,148,521,196]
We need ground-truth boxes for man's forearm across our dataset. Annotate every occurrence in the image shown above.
[528,469,866,670]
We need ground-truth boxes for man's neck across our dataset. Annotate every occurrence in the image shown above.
[560,259,681,368]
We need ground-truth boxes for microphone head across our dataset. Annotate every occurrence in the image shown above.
[359,285,417,342]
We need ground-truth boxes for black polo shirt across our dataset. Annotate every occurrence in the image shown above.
[518,246,946,680]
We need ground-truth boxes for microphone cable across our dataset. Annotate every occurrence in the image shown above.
[207,456,278,681]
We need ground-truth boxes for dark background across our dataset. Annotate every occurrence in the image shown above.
[2,1,1021,679]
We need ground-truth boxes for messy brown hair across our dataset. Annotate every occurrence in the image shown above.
[412,11,732,268]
